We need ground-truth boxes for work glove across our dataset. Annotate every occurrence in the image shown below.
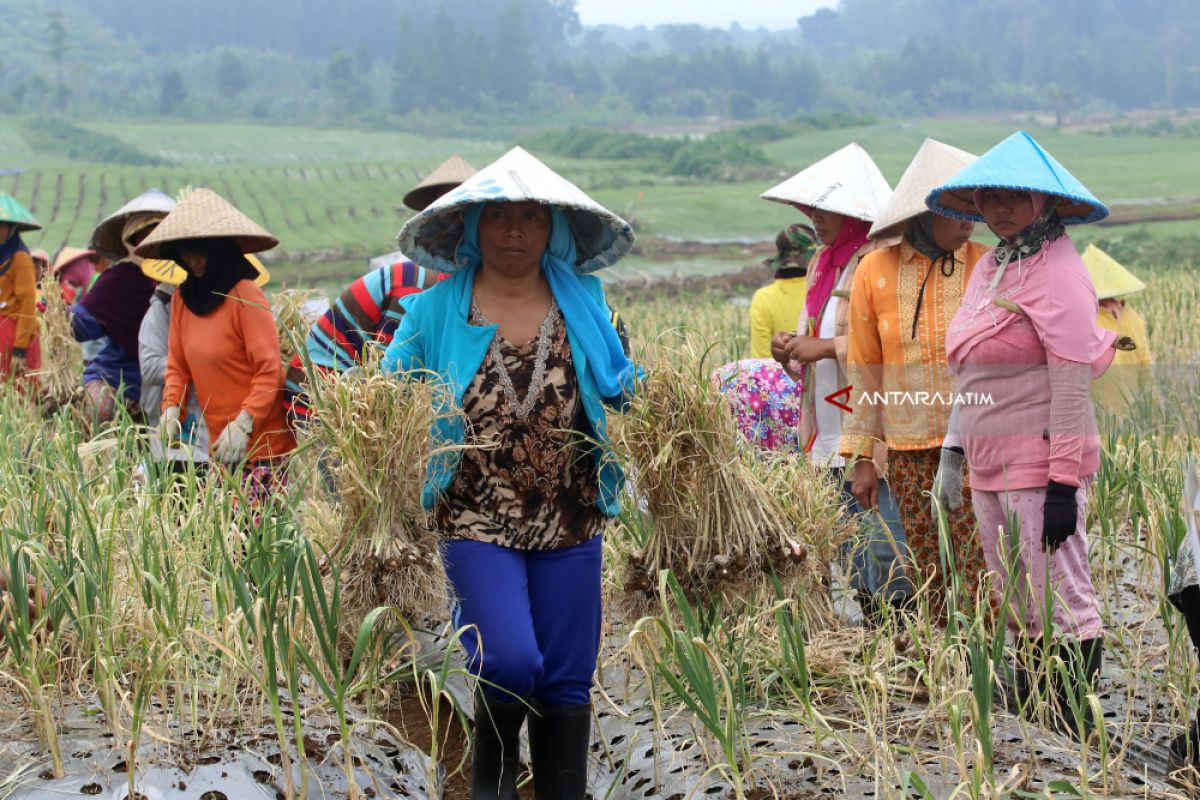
[157,405,182,443]
[930,447,965,524]
[1041,480,1078,553]
[213,410,254,465]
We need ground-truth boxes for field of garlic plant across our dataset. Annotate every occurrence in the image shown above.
[0,265,1197,799]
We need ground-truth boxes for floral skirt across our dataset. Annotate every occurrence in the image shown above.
[712,359,801,453]
[889,447,992,619]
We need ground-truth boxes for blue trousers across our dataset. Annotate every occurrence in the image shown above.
[443,535,604,706]
[831,467,913,602]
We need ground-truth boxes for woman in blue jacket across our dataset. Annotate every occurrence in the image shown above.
[383,147,636,800]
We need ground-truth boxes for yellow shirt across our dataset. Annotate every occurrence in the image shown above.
[1093,304,1152,415]
[840,240,989,456]
[748,276,807,358]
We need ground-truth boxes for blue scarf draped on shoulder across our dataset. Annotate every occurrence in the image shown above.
[458,204,637,400]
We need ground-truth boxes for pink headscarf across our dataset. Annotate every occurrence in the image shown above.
[804,216,872,326]
[972,188,1048,219]
[57,257,97,293]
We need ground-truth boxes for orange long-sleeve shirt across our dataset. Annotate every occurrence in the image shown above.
[0,251,40,349]
[841,240,989,457]
[164,279,295,461]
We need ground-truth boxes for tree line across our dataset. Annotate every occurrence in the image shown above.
[3,0,1196,127]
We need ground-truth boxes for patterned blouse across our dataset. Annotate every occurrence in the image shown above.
[434,307,607,550]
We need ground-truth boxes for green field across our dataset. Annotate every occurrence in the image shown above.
[1,118,1195,286]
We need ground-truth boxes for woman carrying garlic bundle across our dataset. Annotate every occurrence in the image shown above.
[383,147,637,800]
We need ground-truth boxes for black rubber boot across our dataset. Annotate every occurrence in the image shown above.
[471,689,527,800]
[527,701,592,800]
[1052,637,1103,740]
[1000,638,1044,717]
[1168,708,1200,772]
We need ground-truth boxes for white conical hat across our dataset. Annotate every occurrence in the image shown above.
[760,143,892,223]
[869,139,978,239]
[398,146,633,274]
[135,187,278,259]
[90,189,177,259]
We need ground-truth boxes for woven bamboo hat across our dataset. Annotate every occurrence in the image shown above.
[140,252,270,287]
[760,143,892,222]
[0,193,41,232]
[90,189,177,259]
[403,155,478,212]
[1081,244,1145,300]
[926,130,1108,225]
[399,146,633,275]
[51,247,98,277]
[134,188,279,259]
[869,139,978,239]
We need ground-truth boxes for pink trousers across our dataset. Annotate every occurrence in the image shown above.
[971,479,1103,642]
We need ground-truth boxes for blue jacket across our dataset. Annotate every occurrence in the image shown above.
[382,266,628,516]
[72,304,142,402]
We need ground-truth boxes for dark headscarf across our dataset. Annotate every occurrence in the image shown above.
[904,212,962,341]
[0,231,29,276]
[79,261,156,355]
[764,223,817,279]
[174,238,260,316]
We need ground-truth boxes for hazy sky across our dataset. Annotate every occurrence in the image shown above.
[575,0,837,30]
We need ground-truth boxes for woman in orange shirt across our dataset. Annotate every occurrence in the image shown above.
[0,194,43,380]
[136,189,295,506]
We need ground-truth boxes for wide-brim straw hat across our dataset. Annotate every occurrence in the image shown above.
[760,143,892,223]
[402,155,477,212]
[135,188,279,259]
[30,248,49,265]
[869,139,978,239]
[1081,244,1145,300]
[925,130,1108,225]
[398,146,634,275]
[0,193,41,232]
[141,252,270,287]
[90,189,177,259]
[51,247,97,277]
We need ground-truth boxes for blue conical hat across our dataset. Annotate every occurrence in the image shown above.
[925,131,1108,225]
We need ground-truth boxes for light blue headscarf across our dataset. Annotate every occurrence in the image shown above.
[458,204,637,400]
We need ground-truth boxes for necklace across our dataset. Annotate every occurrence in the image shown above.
[471,297,561,420]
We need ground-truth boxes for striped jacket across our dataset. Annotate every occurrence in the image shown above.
[284,259,443,424]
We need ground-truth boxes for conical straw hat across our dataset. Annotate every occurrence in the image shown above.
[1081,244,1145,299]
[51,247,97,277]
[926,130,1108,225]
[399,146,633,275]
[403,155,478,212]
[0,193,41,232]
[760,143,892,222]
[141,252,270,287]
[91,189,177,259]
[135,188,278,259]
[869,139,978,239]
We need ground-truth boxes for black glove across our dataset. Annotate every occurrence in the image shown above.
[1042,480,1078,553]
